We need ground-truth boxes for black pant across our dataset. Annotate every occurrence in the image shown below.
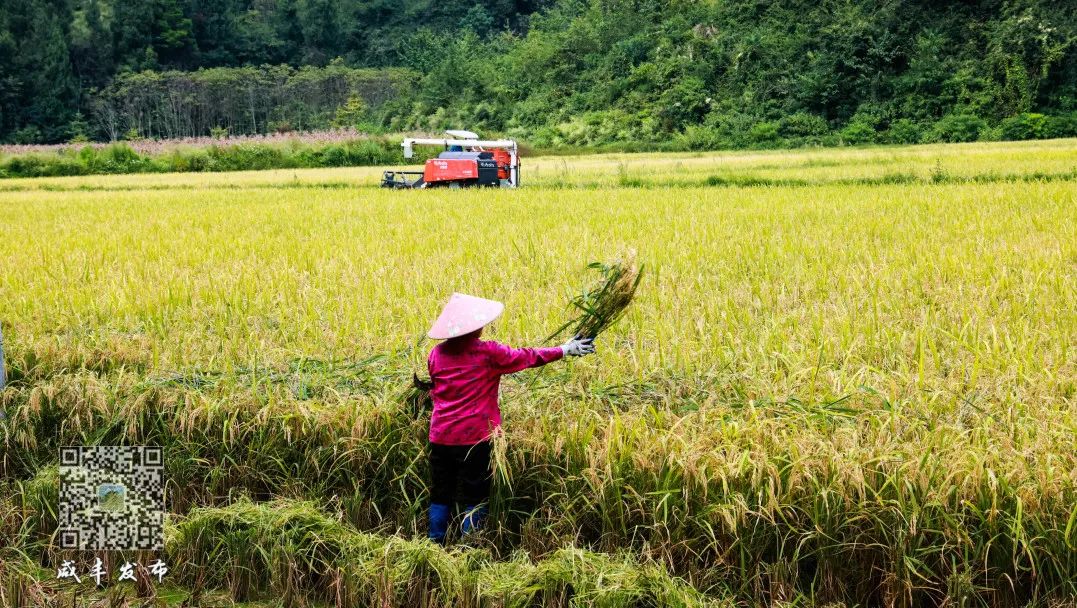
[429,441,492,507]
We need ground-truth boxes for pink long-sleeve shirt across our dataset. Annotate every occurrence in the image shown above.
[427,335,564,445]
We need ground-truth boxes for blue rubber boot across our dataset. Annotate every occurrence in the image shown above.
[428,503,450,545]
[460,504,488,536]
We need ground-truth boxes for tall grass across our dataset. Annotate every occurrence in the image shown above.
[0,135,417,179]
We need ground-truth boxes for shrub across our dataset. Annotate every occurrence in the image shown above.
[0,154,85,177]
[883,119,923,144]
[77,145,100,172]
[310,144,350,167]
[208,144,289,171]
[1043,113,1077,139]
[748,121,781,147]
[839,120,877,145]
[347,140,395,165]
[676,125,724,151]
[301,141,395,167]
[547,111,649,148]
[165,148,215,172]
[12,126,43,144]
[100,143,150,173]
[999,113,1048,140]
[779,113,829,139]
[656,77,710,132]
[980,125,1005,141]
[928,113,987,143]
[185,150,214,172]
[528,125,560,148]
[700,111,755,149]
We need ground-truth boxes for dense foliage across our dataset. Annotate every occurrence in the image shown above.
[1,0,1075,147]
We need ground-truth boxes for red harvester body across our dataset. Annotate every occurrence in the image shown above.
[424,158,480,183]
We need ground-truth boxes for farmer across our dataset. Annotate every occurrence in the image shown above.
[424,292,595,544]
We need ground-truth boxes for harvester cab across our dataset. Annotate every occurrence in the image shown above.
[381,130,520,189]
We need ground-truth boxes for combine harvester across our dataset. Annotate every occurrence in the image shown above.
[381,130,520,189]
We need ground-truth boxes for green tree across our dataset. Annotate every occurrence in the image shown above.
[296,0,340,64]
[3,0,1077,145]
[8,0,77,141]
[984,6,1072,119]
[0,13,21,137]
[112,0,155,69]
[69,0,114,89]
[153,0,196,64]
[332,95,368,128]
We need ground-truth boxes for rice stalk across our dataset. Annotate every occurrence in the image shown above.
[547,252,644,342]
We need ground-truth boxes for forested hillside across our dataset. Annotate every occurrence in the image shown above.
[1,0,1075,147]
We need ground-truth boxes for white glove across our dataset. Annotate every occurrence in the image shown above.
[560,336,596,357]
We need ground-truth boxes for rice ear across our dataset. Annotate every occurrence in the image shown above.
[549,253,643,342]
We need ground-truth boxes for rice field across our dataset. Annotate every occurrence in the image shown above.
[0,139,1075,607]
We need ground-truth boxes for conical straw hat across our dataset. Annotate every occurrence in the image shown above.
[428,293,504,339]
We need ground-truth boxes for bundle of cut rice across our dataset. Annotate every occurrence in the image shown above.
[547,252,644,341]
